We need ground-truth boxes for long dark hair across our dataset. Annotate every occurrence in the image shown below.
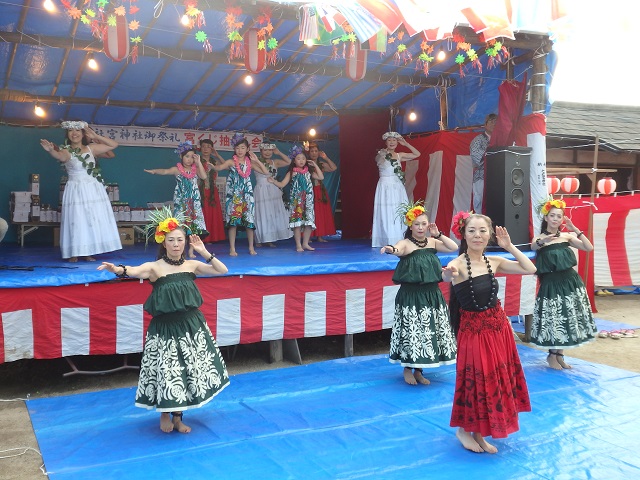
[447,213,495,336]
[155,226,190,260]
[65,128,89,146]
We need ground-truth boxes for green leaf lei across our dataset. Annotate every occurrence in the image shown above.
[386,153,405,185]
[61,145,105,185]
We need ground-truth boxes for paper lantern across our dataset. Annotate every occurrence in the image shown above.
[547,176,560,195]
[597,177,617,195]
[103,14,130,62]
[243,28,266,74]
[346,41,368,81]
[560,176,580,194]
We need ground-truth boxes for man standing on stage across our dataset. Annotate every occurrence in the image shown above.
[471,113,497,214]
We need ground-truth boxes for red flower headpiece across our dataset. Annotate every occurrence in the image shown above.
[451,211,471,239]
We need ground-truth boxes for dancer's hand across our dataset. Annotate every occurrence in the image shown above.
[442,265,459,282]
[495,226,512,249]
[428,223,440,236]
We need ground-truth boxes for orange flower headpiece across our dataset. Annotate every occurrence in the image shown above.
[539,198,566,216]
[451,211,471,239]
[397,200,426,226]
[145,206,189,244]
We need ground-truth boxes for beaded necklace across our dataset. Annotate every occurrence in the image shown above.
[408,236,428,248]
[162,254,185,266]
[176,163,197,179]
[465,252,497,311]
[542,229,561,237]
[234,155,252,178]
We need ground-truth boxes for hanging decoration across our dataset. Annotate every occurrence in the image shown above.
[389,28,411,65]
[62,0,141,64]
[416,40,434,76]
[485,39,509,69]
[331,24,357,60]
[546,176,561,195]
[244,28,266,74]
[345,40,367,81]
[182,1,211,52]
[254,7,279,66]
[452,31,482,77]
[225,6,244,60]
[597,177,617,195]
[560,176,580,194]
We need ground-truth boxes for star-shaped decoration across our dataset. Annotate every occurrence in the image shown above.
[346,32,356,42]
[130,36,142,44]
[114,5,126,16]
[129,6,139,15]
[96,0,108,8]
[80,14,91,24]
[195,31,207,43]
[68,7,81,19]
[85,8,95,18]
[129,20,140,31]
[267,37,278,50]
[258,39,266,50]
[466,49,477,60]
[107,15,117,27]
[455,53,465,64]
[494,41,503,50]
[397,43,406,53]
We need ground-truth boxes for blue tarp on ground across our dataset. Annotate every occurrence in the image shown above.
[27,347,640,480]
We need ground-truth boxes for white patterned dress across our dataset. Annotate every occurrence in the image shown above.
[135,272,229,412]
[253,160,292,243]
[60,146,121,258]
[372,153,408,248]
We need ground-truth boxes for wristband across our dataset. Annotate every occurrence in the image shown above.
[535,239,544,248]
[433,231,443,240]
[576,231,584,238]
[115,264,128,278]
[385,245,397,255]
[205,253,216,263]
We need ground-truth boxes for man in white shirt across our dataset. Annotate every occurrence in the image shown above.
[470,113,497,213]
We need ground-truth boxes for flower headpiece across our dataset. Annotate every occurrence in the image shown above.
[451,211,471,240]
[538,197,566,216]
[231,132,245,147]
[175,141,195,157]
[302,140,310,151]
[61,120,88,130]
[289,144,304,160]
[259,143,276,150]
[397,200,426,226]
[382,131,402,140]
[145,206,188,244]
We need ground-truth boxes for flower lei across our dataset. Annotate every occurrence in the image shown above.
[61,145,104,185]
[176,162,197,179]
[234,155,252,178]
[293,166,309,175]
[540,198,566,216]
[385,152,405,185]
[451,211,471,240]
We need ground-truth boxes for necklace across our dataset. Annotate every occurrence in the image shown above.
[408,236,428,248]
[465,252,497,311]
[261,158,278,177]
[234,155,252,178]
[293,166,309,174]
[162,254,185,266]
[542,229,561,237]
[176,163,197,179]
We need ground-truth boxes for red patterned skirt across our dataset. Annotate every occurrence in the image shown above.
[450,304,531,438]
[312,184,336,237]
[201,187,226,242]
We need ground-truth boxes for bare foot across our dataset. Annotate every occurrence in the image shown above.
[229,251,238,257]
[160,413,174,433]
[403,368,418,385]
[473,433,498,453]
[84,256,96,262]
[267,242,276,248]
[249,249,257,256]
[555,353,572,369]
[413,369,430,385]
[296,247,304,252]
[255,243,263,248]
[456,428,483,453]
[302,244,315,251]
[68,257,78,263]
[547,353,563,370]
[172,413,191,434]
[318,237,328,242]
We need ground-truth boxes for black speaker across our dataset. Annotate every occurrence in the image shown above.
[484,146,532,246]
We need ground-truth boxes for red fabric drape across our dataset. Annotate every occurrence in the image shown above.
[489,75,527,148]
[339,111,390,239]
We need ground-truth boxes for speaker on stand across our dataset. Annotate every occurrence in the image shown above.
[484,146,532,247]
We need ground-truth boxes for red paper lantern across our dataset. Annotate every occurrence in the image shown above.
[103,14,130,62]
[243,28,266,74]
[346,41,368,81]
[597,177,617,195]
[560,176,580,194]
[547,176,560,195]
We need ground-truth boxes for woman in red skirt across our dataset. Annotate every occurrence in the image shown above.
[307,142,337,242]
[442,212,536,454]
[198,139,226,243]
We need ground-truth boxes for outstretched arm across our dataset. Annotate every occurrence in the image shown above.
[40,139,71,162]
[145,166,178,176]
[98,261,156,280]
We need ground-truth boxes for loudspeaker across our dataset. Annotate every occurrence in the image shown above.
[484,146,532,246]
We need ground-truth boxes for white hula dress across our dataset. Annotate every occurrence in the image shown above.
[60,147,122,258]
[253,165,292,243]
[371,154,408,248]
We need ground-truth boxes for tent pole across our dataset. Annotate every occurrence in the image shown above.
[584,135,599,297]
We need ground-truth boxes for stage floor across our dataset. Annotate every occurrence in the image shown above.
[0,239,533,289]
[27,348,640,480]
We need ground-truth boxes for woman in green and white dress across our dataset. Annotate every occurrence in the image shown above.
[98,213,229,434]
[530,199,597,370]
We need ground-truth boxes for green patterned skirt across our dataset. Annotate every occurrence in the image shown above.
[530,269,597,348]
[135,308,230,412]
[389,283,457,368]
